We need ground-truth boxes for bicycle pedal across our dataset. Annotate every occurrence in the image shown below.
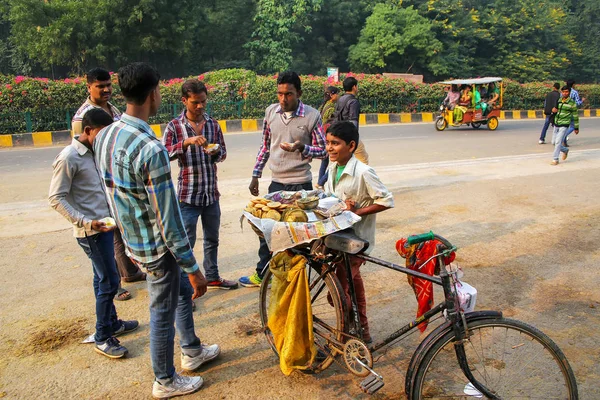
[360,374,385,394]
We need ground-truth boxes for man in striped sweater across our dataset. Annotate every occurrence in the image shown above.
[550,86,580,165]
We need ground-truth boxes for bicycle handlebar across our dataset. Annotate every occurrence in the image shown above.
[407,231,455,251]
[407,231,435,245]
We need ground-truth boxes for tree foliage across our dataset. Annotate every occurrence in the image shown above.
[348,4,443,76]
[0,0,598,82]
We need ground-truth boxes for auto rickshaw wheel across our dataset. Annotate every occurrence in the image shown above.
[487,116,499,131]
[471,122,482,129]
[435,117,447,131]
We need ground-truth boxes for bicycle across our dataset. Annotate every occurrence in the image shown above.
[258,230,578,399]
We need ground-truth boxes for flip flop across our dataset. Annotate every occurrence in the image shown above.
[114,288,131,301]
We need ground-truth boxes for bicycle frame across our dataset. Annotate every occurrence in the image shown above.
[271,233,572,399]
[351,252,450,353]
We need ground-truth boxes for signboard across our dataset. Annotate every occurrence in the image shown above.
[327,67,339,83]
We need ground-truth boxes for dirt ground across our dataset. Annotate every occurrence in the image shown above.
[1,146,599,399]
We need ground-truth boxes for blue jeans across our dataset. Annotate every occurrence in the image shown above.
[318,157,330,187]
[146,251,201,384]
[179,201,221,282]
[539,115,553,141]
[563,118,576,144]
[255,181,313,278]
[77,232,121,343]
[552,126,569,160]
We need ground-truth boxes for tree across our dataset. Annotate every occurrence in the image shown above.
[348,3,443,76]
[566,0,600,83]
[414,0,578,81]
[290,0,379,74]
[245,0,323,73]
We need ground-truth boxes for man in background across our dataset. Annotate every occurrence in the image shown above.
[539,83,560,144]
[562,79,585,147]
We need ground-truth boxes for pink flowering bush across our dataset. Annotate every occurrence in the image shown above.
[1,70,599,133]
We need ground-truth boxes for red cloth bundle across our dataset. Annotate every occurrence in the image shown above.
[396,238,455,332]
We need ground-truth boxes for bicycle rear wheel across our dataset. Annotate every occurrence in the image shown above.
[258,259,348,372]
[411,318,577,399]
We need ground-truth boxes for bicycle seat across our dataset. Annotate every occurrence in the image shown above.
[324,229,369,255]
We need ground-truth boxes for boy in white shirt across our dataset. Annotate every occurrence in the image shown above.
[323,121,394,343]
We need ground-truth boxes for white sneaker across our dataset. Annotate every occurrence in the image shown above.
[152,372,203,399]
[181,344,221,371]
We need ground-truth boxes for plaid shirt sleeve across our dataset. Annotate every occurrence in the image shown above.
[162,121,184,161]
[142,148,199,274]
[570,90,583,107]
[301,117,327,159]
[212,120,227,163]
[252,118,271,178]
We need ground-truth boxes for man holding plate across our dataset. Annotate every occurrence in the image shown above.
[162,79,237,290]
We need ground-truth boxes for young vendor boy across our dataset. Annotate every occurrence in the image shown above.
[323,121,394,343]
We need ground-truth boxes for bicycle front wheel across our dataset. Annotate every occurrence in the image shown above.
[411,318,577,399]
[258,260,348,373]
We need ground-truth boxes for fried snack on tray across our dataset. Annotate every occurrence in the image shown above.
[245,197,308,224]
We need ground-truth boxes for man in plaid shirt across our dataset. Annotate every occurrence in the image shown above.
[71,68,121,135]
[94,63,220,398]
[162,79,238,290]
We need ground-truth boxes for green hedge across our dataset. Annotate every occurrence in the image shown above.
[1,69,599,133]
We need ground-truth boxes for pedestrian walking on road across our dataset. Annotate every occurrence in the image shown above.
[162,79,238,290]
[539,83,561,144]
[551,86,579,165]
[94,63,220,399]
[562,79,585,147]
[49,108,139,359]
[240,71,327,287]
[72,67,146,302]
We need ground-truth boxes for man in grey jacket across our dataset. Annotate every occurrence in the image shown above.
[49,108,138,359]
[334,76,360,128]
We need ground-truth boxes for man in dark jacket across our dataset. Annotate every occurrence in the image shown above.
[334,77,360,128]
[539,82,561,144]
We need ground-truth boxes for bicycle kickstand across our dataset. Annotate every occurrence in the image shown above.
[356,359,385,394]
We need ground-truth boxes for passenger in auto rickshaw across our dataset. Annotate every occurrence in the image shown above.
[483,82,500,115]
[453,85,472,123]
[443,84,460,110]
[474,85,488,115]
[487,82,500,106]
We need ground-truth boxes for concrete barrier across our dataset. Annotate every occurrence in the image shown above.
[1,110,598,148]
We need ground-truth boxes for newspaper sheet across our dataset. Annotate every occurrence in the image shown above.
[242,211,361,253]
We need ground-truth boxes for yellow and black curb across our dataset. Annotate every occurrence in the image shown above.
[1,110,598,149]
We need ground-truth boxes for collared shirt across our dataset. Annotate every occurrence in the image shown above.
[569,88,583,107]
[252,101,326,178]
[554,97,580,129]
[93,113,199,273]
[324,155,394,255]
[162,112,226,206]
[48,138,111,238]
[71,98,121,135]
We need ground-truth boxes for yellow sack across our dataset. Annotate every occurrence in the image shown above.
[267,251,316,375]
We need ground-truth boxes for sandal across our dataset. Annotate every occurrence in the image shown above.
[115,288,131,301]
